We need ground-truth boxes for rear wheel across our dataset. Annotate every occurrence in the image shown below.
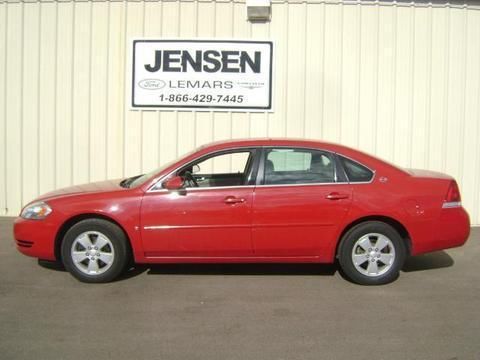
[338,221,407,285]
[61,219,130,283]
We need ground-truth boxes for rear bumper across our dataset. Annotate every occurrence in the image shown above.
[412,206,470,255]
[13,217,57,261]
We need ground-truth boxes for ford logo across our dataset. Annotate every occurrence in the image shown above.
[138,79,166,90]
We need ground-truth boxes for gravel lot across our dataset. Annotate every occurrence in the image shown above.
[1,217,479,360]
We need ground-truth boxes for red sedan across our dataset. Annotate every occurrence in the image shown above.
[14,139,470,285]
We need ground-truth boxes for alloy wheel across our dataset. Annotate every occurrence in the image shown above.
[351,233,396,277]
[70,231,115,275]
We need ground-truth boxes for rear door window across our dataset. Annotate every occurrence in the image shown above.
[263,148,335,185]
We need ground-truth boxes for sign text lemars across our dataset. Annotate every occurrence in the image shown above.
[131,40,273,112]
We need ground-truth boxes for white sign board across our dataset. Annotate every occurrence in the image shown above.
[131,40,273,112]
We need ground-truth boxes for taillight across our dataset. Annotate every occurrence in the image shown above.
[443,181,461,208]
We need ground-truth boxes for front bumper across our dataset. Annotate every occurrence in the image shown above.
[13,217,57,261]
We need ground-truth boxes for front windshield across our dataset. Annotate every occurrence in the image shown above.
[124,147,201,189]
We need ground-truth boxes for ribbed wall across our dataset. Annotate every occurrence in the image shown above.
[1,0,480,224]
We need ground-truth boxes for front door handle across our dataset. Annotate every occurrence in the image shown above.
[326,192,349,200]
[224,196,246,204]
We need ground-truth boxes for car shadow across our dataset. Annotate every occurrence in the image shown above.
[37,259,150,282]
[38,259,66,271]
[37,259,336,276]
[402,250,454,272]
[145,263,337,276]
[38,250,454,281]
[144,251,454,277]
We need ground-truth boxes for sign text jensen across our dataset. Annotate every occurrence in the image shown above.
[144,50,261,74]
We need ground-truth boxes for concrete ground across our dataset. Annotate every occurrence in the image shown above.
[0,217,479,360]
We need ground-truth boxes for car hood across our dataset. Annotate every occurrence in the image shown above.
[36,179,124,202]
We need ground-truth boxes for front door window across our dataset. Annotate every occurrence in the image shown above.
[178,150,254,188]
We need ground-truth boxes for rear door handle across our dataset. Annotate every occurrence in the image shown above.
[326,192,349,200]
[224,196,246,204]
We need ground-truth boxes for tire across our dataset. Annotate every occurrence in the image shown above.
[338,221,407,285]
[61,219,130,283]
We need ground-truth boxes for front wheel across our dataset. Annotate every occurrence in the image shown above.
[61,219,130,283]
[338,221,407,285]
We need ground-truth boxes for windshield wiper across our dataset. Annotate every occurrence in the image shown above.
[119,178,130,188]
[119,175,144,189]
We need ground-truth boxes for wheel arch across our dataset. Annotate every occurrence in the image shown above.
[54,213,133,263]
[336,215,412,258]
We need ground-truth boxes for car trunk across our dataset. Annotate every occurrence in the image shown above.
[404,168,453,180]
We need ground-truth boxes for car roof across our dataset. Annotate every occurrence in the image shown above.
[200,138,343,152]
[198,138,374,161]
[197,138,408,176]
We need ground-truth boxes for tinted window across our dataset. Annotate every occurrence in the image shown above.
[339,156,373,182]
[264,148,335,185]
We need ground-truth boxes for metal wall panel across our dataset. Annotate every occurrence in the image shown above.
[1,0,480,225]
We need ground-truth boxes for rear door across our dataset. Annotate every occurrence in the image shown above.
[252,147,352,257]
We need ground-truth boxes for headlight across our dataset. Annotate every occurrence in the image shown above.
[21,201,52,220]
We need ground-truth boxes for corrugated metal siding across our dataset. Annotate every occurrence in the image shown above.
[1,0,480,224]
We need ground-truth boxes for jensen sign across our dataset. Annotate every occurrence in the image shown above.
[131,40,273,111]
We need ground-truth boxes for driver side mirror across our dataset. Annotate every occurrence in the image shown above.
[163,176,184,190]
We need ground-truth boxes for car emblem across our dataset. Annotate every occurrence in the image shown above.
[138,79,166,90]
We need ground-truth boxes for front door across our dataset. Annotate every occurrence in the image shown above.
[140,149,257,257]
